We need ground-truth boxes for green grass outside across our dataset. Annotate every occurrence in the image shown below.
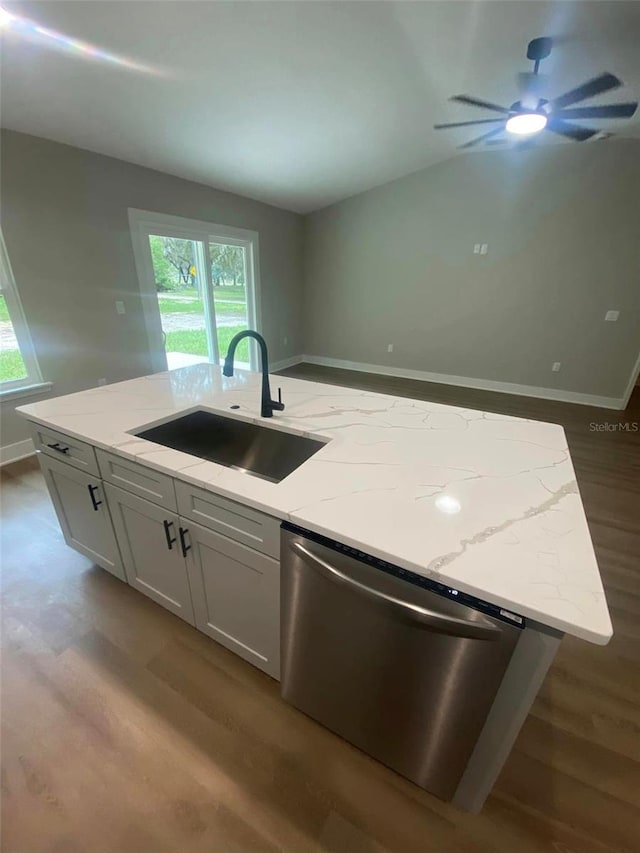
[158,296,246,317]
[165,325,250,362]
[216,286,246,302]
[160,285,246,302]
[0,349,27,382]
[158,295,205,313]
[0,294,28,380]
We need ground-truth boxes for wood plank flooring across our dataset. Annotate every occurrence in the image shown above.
[2,365,639,853]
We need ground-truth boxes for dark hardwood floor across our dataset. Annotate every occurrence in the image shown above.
[2,365,639,852]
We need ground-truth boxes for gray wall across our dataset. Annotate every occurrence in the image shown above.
[303,139,640,401]
[1,130,303,446]
[3,131,639,453]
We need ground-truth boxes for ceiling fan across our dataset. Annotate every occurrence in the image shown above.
[434,37,638,148]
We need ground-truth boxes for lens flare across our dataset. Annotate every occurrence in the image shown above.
[0,6,14,27]
[0,6,157,74]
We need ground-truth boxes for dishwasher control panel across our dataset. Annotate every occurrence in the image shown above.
[282,522,525,629]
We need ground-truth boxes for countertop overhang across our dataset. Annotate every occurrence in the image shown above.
[17,364,612,645]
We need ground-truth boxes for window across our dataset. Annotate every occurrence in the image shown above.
[0,230,45,393]
[129,210,261,373]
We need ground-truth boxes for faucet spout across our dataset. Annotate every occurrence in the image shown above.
[223,330,285,419]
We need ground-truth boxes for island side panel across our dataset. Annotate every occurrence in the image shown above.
[452,621,562,813]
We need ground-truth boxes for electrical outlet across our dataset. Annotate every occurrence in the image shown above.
[552,362,561,373]
[480,243,488,255]
[387,343,394,353]
[97,378,107,386]
[115,300,126,315]
[604,310,619,322]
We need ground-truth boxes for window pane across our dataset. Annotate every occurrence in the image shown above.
[149,234,210,369]
[0,294,28,383]
[210,242,250,364]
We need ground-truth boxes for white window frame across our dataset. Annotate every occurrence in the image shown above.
[128,209,262,374]
[0,230,49,397]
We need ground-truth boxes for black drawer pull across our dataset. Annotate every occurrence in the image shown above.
[87,484,102,511]
[179,526,191,558]
[163,519,177,550]
[47,442,70,455]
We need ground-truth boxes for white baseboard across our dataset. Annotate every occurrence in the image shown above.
[0,438,35,467]
[271,355,304,372]
[301,355,627,410]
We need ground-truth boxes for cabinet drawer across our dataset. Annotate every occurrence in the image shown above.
[97,449,177,512]
[30,422,99,477]
[176,480,280,558]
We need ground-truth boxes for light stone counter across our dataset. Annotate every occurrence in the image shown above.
[18,363,612,645]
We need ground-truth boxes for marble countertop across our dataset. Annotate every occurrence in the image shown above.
[17,364,612,644]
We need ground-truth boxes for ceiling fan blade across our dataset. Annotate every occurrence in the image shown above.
[546,118,598,141]
[460,126,506,149]
[557,102,638,120]
[549,72,622,110]
[450,95,510,114]
[489,137,538,150]
[434,118,505,129]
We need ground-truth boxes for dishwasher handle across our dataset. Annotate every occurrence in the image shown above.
[290,540,501,641]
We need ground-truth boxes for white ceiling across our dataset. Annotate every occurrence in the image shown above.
[2,1,639,212]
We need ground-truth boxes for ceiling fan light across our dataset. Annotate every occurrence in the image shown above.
[505,112,548,135]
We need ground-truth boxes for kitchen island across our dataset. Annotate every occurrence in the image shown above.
[17,363,612,811]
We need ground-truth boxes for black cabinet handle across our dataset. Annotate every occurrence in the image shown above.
[87,484,102,511]
[179,526,191,558]
[163,519,177,550]
[47,442,70,455]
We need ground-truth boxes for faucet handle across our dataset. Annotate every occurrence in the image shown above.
[272,387,285,412]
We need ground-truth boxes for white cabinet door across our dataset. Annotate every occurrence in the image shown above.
[38,453,125,581]
[104,483,195,625]
[185,521,280,678]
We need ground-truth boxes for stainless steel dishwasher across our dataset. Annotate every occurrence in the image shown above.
[280,523,524,801]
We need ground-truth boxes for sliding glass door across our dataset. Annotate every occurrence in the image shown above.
[208,240,251,367]
[130,210,260,372]
[149,234,215,369]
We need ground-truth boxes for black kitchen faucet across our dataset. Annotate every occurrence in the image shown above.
[222,330,285,418]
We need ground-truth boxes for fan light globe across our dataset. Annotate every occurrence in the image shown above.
[505,112,547,135]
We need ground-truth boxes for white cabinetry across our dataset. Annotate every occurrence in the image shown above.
[39,453,125,581]
[34,428,281,679]
[186,521,280,678]
[30,422,100,476]
[105,483,195,626]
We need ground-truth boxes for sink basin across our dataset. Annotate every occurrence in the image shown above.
[134,410,327,483]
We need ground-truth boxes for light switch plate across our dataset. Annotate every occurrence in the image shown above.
[604,310,619,322]
[115,300,126,315]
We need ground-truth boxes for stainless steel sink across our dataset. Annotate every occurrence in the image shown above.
[134,410,327,483]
